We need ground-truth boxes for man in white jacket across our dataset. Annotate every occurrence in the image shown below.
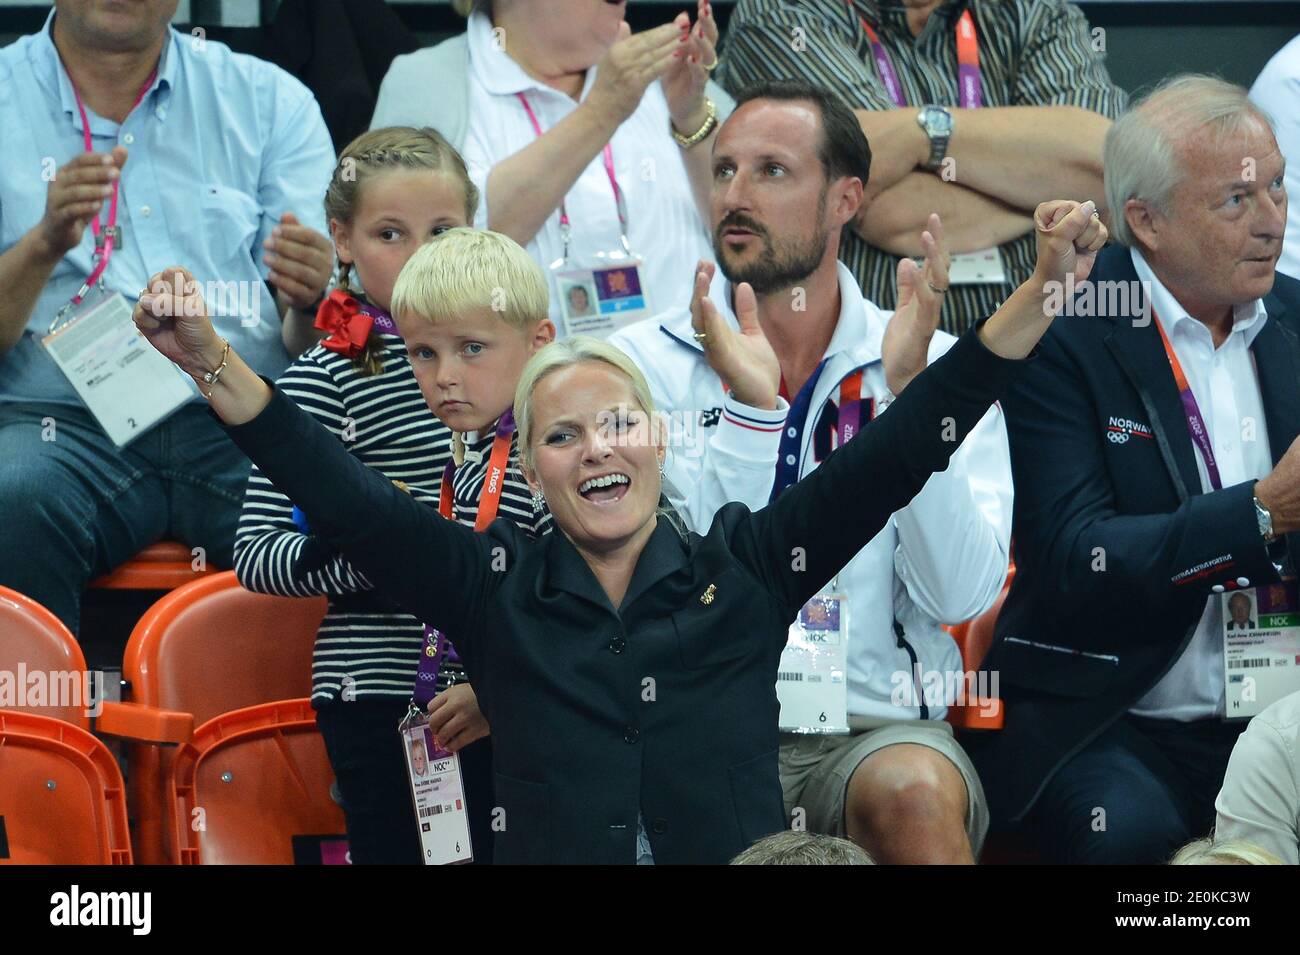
[611,79,1012,863]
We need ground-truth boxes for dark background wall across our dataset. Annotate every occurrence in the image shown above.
[2,2,1298,95]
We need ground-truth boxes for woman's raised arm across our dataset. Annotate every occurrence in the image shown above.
[134,267,502,647]
[733,200,1107,622]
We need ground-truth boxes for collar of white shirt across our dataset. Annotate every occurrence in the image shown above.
[466,9,597,101]
[34,10,177,125]
[660,261,889,367]
[1130,246,1268,348]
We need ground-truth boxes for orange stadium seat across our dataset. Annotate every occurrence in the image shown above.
[0,586,96,728]
[169,699,347,864]
[116,572,327,863]
[945,563,1015,731]
[0,587,132,863]
[0,711,133,864]
[940,564,1042,864]
[90,540,218,591]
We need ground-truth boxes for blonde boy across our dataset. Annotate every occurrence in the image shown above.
[391,228,554,440]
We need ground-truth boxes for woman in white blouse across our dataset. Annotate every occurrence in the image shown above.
[373,0,729,337]
[1215,689,1300,865]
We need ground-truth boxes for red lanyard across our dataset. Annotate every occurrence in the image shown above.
[515,92,629,255]
[438,410,517,532]
[849,4,982,110]
[66,66,158,308]
[837,369,866,446]
[1152,311,1224,491]
[772,368,869,499]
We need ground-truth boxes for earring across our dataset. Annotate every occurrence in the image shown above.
[531,489,545,512]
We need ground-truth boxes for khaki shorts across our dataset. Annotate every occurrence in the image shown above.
[778,717,989,856]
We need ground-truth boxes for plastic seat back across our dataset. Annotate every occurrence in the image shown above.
[0,586,92,729]
[170,699,347,864]
[0,711,132,864]
[91,539,217,590]
[945,563,1015,731]
[123,572,326,863]
[963,563,1016,672]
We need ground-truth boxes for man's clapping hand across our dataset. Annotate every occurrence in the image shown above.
[32,146,128,261]
[883,212,950,395]
[690,260,780,411]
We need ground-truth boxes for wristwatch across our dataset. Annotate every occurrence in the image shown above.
[916,104,954,172]
[1254,493,1278,543]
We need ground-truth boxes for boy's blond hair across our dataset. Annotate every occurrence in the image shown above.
[390,228,549,332]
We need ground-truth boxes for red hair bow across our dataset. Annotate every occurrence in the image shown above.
[314,289,373,359]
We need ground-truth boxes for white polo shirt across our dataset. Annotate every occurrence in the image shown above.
[1250,34,1300,283]
[460,11,713,336]
[1129,247,1273,721]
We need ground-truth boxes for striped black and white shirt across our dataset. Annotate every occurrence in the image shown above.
[448,420,554,540]
[715,0,1128,335]
[234,329,458,706]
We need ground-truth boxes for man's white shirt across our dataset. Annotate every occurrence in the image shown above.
[1250,34,1300,283]
[1129,247,1272,721]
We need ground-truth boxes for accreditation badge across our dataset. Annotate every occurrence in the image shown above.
[42,290,192,447]
[946,247,1008,285]
[398,713,473,865]
[553,252,650,339]
[1223,580,1300,719]
[777,592,850,734]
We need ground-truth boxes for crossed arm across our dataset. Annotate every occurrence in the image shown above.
[719,2,1121,258]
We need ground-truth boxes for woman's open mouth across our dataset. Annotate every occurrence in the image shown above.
[578,472,631,505]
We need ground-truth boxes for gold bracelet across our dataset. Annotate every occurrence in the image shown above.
[672,97,718,149]
[198,338,231,399]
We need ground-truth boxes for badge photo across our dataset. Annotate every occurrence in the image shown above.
[400,718,474,865]
[778,592,850,734]
[554,257,651,338]
[1223,581,1300,719]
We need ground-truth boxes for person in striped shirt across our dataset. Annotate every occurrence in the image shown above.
[233,127,498,864]
[715,0,1127,335]
[388,229,555,546]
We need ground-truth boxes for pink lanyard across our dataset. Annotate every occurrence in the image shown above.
[65,66,158,310]
[849,5,983,110]
[515,91,630,258]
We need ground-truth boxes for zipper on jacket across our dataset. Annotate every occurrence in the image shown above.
[893,618,929,720]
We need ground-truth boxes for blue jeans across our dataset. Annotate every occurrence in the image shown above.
[0,401,249,633]
[1029,715,1244,864]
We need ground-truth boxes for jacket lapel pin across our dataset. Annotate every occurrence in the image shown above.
[700,584,717,605]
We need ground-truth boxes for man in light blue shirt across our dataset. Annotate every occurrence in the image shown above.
[0,2,335,632]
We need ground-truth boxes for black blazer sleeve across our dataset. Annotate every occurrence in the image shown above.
[220,383,507,657]
[1001,326,1280,645]
[731,322,1024,624]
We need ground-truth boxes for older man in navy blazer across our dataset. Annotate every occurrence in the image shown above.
[968,74,1300,863]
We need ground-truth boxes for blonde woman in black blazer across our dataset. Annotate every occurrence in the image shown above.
[133,201,1105,863]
